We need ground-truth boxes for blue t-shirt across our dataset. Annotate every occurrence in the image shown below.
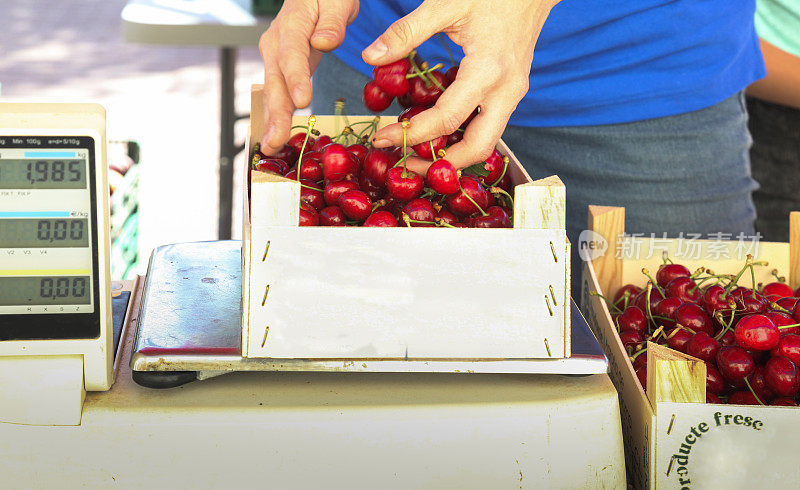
[334,0,765,127]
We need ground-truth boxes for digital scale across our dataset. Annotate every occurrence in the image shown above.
[0,103,135,425]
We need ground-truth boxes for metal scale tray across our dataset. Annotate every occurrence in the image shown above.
[130,241,607,387]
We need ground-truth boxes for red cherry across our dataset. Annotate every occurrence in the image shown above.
[363,148,398,187]
[701,284,734,316]
[412,135,447,160]
[665,276,701,303]
[775,296,798,312]
[324,180,358,207]
[472,206,512,228]
[347,144,369,164]
[298,201,318,226]
[764,356,800,397]
[283,168,298,180]
[299,179,324,210]
[363,211,398,227]
[358,173,386,201]
[736,293,768,315]
[619,330,644,350]
[734,314,779,351]
[408,71,448,105]
[706,392,722,404]
[401,198,436,227]
[674,303,714,336]
[318,206,346,226]
[771,397,797,406]
[792,300,800,323]
[426,159,460,195]
[481,149,505,185]
[771,334,800,365]
[311,135,333,152]
[656,263,691,288]
[635,365,647,389]
[716,346,755,383]
[337,190,372,221]
[321,144,357,182]
[445,65,459,84]
[373,59,411,97]
[765,311,798,336]
[718,329,736,347]
[297,158,323,182]
[287,132,315,155]
[613,284,642,308]
[728,391,761,405]
[272,144,298,165]
[616,306,647,335]
[397,93,414,108]
[705,363,726,395]
[255,158,286,175]
[761,282,794,299]
[633,287,665,314]
[445,177,489,216]
[653,296,683,328]
[398,105,428,123]
[363,81,393,112]
[666,327,693,353]
[632,352,648,370]
[747,366,775,403]
[686,332,720,363]
[385,167,424,201]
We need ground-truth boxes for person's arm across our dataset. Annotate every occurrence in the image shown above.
[747,38,800,109]
[259,0,360,155]
[364,0,560,173]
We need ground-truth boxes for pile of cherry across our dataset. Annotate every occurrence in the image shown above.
[599,256,800,406]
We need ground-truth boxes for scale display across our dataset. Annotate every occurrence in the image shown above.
[0,136,101,340]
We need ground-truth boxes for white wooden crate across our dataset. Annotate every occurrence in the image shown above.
[581,205,800,489]
[242,85,570,360]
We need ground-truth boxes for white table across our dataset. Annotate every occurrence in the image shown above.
[121,0,269,239]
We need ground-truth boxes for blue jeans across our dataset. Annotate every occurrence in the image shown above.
[312,54,758,295]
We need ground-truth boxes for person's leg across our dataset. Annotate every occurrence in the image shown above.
[503,92,757,296]
[747,96,800,242]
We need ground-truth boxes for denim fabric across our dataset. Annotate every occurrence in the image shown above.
[312,54,758,296]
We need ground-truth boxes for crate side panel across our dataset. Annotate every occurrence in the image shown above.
[247,227,567,359]
[655,402,800,488]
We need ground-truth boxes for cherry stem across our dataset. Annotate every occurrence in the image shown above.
[778,323,800,330]
[490,156,509,187]
[405,63,445,79]
[296,115,316,189]
[713,308,737,340]
[662,252,673,265]
[743,376,765,406]
[407,52,434,87]
[489,186,514,208]
[371,199,386,212]
[641,268,666,297]
[459,182,488,216]
[406,218,436,226]
[724,256,754,297]
[588,291,624,314]
[649,325,665,341]
[630,347,647,362]
[401,120,410,178]
[299,183,322,192]
[430,141,437,162]
[770,302,793,315]
[436,32,457,67]
[771,269,786,283]
[690,267,707,279]
[674,323,697,335]
[749,264,757,299]
[434,217,456,228]
[645,282,656,332]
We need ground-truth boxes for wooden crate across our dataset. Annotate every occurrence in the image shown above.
[241,85,570,360]
[581,206,800,489]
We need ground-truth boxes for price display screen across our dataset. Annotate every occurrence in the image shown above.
[0,136,100,340]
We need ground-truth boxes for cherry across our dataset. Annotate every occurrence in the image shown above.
[666,327,693,353]
[765,311,798,336]
[436,208,458,226]
[481,149,505,185]
[728,391,761,405]
[298,201,318,226]
[633,287,665,315]
[347,144,369,164]
[775,296,799,312]
[287,132,315,155]
[665,276,701,303]
[635,365,647,389]
[324,180,359,207]
[373,59,411,97]
[706,392,722,404]
[656,263,691,288]
[385,167,424,201]
[408,71,448,105]
[686,332,720,363]
[717,329,736,347]
[674,303,714,336]
[716,346,755,383]
[632,351,648,370]
[764,356,800,397]
[412,135,447,160]
[283,168,298,180]
[701,284,734,315]
[425,159,460,195]
[321,144,357,182]
[770,397,797,406]
[311,134,333,152]
[397,93,414,108]
[299,179,324,211]
[761,282,794,299]
[401,198,436,227]
[619,330,644,351]
[613,284,642,308]
[771,334,800,365]
[705,362,726,395]
[398,105,428,122]
[272,144,298,165]
[792,300,800,324]
[363,210,398,227]
[358,173,386,201]
[747,366,775,402]
[654,296,683,328]
[445,176,489,216]
[337,190,372,221]
[297,158,323,182]
[616,306,647,335]
[736,293,768,315]
[734,314,779,351]
[472,206,512,228]
[363,148,398,187]
[363,81,393,112]
[318,206,346,226]
[445,65,459,84]
[255,158,285,175]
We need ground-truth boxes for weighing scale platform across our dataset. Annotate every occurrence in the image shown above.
[130,240,608,387]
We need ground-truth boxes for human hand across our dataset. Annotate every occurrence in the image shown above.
[363,0,559,174]
[259,0,360,154]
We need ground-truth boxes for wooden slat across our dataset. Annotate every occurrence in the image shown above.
[513,175,565,230]
[645,342,705,414]
[587,205,625,300]
[790,211,800,289]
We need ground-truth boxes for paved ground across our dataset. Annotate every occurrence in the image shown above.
[0,0,266,272]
